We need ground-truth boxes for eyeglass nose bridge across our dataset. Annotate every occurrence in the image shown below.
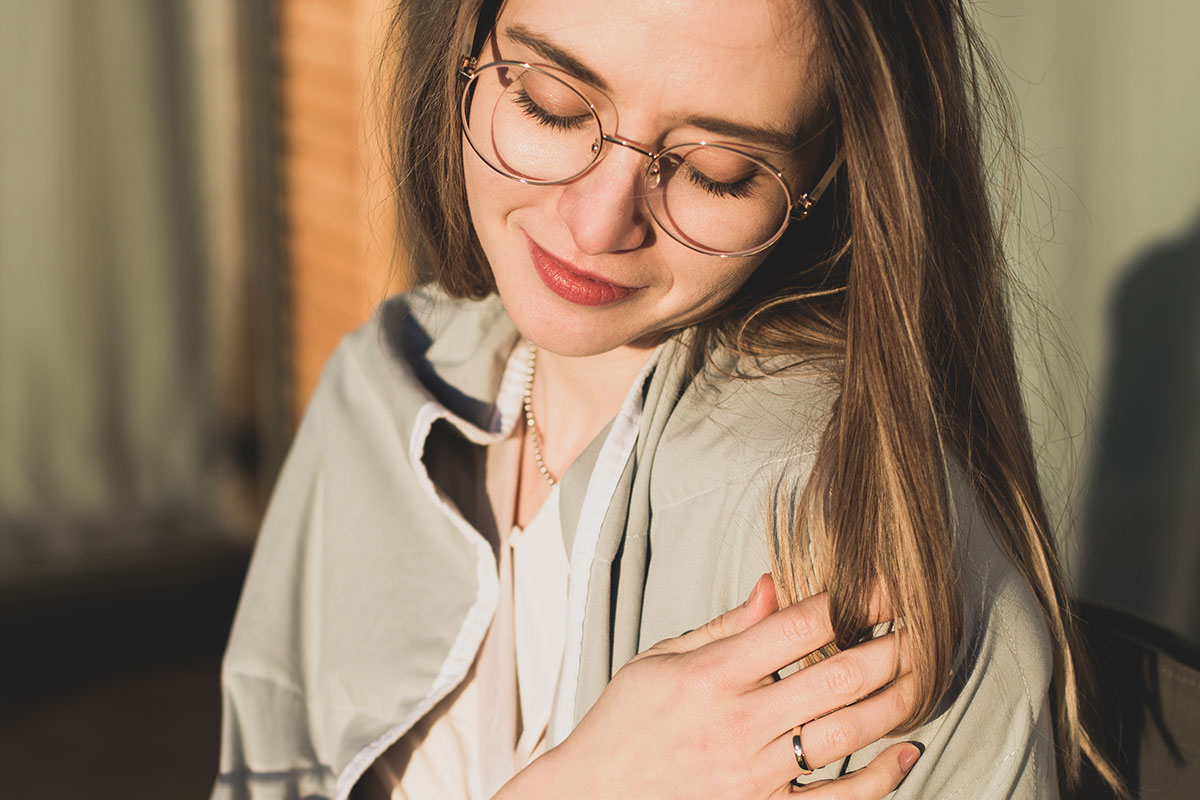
[594,134,667,190]
[598,134,655,161]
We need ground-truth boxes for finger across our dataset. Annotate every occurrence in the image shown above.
[782,742,922,798]
[757,673,919,785]
[705,587,895,685]
[656,573,778,655]
[748,573,781,618]
[760,631,912,732]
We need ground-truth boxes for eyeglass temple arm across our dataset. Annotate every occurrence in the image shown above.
[793,151,845,219]
[463,0,503,70]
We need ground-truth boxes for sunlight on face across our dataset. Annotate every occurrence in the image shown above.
[462,0,828,358]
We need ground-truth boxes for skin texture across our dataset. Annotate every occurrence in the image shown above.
[464,0,832,523]
[463,0,824,359]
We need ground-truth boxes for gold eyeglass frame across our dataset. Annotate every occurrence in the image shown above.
[457,54,843,257]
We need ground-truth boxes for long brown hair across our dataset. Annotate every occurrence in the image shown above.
[380,0,1121,794]
[740,2,1123,795]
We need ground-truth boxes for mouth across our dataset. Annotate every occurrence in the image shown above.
[526,236,641,307]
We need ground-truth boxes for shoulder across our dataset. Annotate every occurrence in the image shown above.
[827,473,1059,798]
[950,468,1056,713]
[636,347,841,630]
[315,285,518,430]
[882,471,1059,798]
[337,284,514,385]
[648,344,839,511]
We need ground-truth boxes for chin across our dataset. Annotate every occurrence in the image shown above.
[488,272,638,359]
[510,309,640,358]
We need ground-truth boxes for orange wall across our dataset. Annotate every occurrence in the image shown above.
[280,0,408,420]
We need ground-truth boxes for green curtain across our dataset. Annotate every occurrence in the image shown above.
[0,0,243,578]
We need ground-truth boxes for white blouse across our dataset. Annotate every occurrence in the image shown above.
[359,343,654,799]
[367,482,566,799]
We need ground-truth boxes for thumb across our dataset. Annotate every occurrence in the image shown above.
[664,573,779,654]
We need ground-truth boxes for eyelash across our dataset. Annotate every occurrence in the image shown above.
[680,164,757,199]
[514,89,591,132]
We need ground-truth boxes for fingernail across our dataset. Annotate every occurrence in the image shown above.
[899,742,923,773]
[746,574,769,605]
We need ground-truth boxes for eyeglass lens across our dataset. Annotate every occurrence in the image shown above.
[463,63,792,255]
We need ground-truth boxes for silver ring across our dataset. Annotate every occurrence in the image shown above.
[792,724,813,775]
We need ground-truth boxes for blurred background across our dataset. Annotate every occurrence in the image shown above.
[0,0,1195,797]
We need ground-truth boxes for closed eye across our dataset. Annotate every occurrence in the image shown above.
[513,89,592,132]
[680,161,758,199]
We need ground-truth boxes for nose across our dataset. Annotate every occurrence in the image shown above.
[557,141,653,255]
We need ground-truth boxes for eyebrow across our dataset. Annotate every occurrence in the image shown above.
[504,25,610,91]
[677,114,800,152]
[502,25,801,154]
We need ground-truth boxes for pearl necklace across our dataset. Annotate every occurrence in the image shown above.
[523,343,557,486]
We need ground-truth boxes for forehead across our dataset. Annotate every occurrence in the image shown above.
[494,0,825,143]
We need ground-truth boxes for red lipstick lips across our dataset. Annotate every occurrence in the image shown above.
[527,237,639,307]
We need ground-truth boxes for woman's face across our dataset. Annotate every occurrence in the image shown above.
[463,0,827,358]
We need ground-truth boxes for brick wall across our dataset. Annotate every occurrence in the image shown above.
[279,0,407,419]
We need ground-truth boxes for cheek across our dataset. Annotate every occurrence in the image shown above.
[666,256,764,322]
[462,139,504,225]
[463,138,551,236]
[696,254,763,297]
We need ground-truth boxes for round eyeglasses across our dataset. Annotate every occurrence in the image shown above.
[458,57,842,257]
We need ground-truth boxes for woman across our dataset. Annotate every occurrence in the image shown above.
[214,0,1121,798]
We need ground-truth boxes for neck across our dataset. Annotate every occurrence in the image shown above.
[537,345,652,407]
[529,344,653,476]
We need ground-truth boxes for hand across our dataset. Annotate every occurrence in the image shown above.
[498,575,920,799]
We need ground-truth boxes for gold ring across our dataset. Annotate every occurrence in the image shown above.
[792,724,813,775]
